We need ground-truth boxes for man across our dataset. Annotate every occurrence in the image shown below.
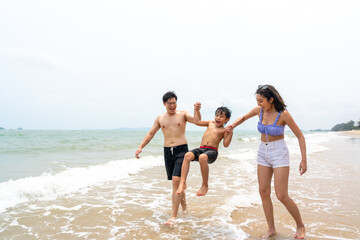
[135,91,199,225]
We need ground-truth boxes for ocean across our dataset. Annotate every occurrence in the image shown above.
[0,129,359,239]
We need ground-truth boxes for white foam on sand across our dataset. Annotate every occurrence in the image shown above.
[203,149,260,240]
[0,155,163,213]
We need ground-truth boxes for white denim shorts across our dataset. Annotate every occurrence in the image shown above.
[257,139,289,168]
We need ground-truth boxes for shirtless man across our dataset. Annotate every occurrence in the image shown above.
[135,91,199,225]
[177,102,233,197]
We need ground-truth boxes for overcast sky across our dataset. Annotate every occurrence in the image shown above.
[1,1,359,130]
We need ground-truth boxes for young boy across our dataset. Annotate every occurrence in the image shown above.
[176,102,233,197]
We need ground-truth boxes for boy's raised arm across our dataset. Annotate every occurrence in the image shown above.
[185,102,201,123]
[193,102,209,126]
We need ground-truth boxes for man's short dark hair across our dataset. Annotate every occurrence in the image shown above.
[215,106,231,119]
[163,91,178,103]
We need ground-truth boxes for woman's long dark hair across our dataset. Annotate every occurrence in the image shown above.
[256,84,286,112]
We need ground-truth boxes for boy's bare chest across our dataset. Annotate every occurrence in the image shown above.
[205,124,223,138]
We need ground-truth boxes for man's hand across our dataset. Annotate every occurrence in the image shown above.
[135,147,142,159]
[194,102,201,111]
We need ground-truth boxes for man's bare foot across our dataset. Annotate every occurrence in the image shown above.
[294,226,305,239]
[164,218,176,226]
[176,182,187,194]
[261,230,277,239]
[196,186,208,196]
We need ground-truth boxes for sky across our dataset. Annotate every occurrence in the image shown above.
[1,0,359,130]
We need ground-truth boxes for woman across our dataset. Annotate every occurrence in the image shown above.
[228,84,306,239]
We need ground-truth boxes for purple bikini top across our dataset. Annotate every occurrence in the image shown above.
[257,109,285,141]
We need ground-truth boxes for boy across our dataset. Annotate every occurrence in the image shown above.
[176,102,233,197]
[135,91,200,225]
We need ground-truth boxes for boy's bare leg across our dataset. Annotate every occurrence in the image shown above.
[165,176,182,225]
[196,154,209,196]
[180,192,187,212]
[177,152,195,194]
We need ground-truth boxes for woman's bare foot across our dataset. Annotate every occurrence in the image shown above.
[164,217,176,226]
[196,185,208,196]
[176,182,187,194]
[294,226,305,239]
[261,230,277,239]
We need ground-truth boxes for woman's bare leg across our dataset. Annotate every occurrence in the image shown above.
[258,165,277,239]
[274,167,305,239]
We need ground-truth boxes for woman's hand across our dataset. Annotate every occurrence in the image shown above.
[299,160,307,175]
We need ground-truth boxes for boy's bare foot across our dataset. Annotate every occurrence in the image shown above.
[176,182,187,194]
[261,231,277,239]
[196,186,208,196]
[164,217,176,226]
[294,226,305,239]
[181,196,187,211]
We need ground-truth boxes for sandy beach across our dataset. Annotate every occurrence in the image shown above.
[2,0,360,239]
[338,130,360,136]
[1,130,359,239]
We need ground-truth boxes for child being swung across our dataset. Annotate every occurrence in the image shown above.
[177,102,233,196]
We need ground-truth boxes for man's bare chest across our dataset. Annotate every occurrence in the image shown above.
[159,117,185,130]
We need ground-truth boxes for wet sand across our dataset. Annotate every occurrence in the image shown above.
[1,131,359,239]
[230,154,360,239]
[230,132,360,239]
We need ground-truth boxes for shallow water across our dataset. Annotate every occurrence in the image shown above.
[0,130,359,239]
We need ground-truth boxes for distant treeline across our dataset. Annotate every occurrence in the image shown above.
[332,120,360,131]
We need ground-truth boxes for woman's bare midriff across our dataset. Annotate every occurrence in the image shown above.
[261,134,284,142]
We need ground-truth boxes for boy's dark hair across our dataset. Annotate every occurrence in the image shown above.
[215,106,232,120]
[162,91,178,103]
[255,84,286,112]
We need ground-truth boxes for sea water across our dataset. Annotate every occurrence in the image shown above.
[0,129,359,239]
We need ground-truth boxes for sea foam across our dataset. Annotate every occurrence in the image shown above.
[0,155,163,213]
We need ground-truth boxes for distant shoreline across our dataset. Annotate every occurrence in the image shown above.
[337,130,360,137]
[1,128,359,134]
